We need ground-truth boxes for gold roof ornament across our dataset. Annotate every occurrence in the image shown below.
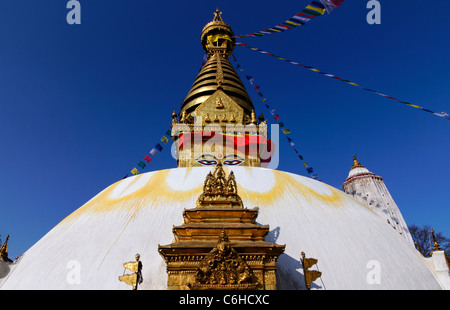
[200,8,235,57]
[430,228,443,252]
[301,251,322,290]
[0,235,12,263]
[351,154,365,170]
[180,9,254,116]
[118,254,143,290]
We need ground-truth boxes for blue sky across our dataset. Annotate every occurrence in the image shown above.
[0,0,449,257]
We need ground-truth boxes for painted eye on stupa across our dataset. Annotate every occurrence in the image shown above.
[197,159,218,166]
[223,159,243,166]
[196,154,218,166]
[223,155,244,166]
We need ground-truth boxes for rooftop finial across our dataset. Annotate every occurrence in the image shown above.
[213,8,223,22]
[0,235,12,262]
[431,228,443,252]
[351,154,364,170]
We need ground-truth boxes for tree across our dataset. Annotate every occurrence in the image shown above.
[409,225,450,257]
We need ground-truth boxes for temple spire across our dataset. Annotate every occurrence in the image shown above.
[431,228,443,252]
[351,154,364,170]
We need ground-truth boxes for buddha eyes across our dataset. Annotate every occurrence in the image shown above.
[197,159,218,166]
[223,159,243,166]
[196,155,243,166]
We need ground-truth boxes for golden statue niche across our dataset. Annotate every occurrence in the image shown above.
[158,163,285,290]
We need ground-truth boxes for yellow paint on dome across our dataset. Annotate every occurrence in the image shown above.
[60,168,346,226]
[237,170,343,209]
[60,169,204,224]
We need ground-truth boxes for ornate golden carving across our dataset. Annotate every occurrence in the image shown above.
[301,251,322,290]
[158,165,285,290]
[216,97,224,109]
[197,162,240,205]
[215,53,224,87]
[118,254,143,290]
[189,231,259,290]
[0,235,12,263]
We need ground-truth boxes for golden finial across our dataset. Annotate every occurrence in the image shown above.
[213,8,223,22]
[351,154,364,170]
[0,235,12,263]
[251,110,257,124]
[172,110,178,124]
[431,228,443,252]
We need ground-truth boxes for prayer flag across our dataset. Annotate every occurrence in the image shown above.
[303,162,309,167]
[307,167,314,174]
[207,34,232,42]
[144,155,152,163]
[161,136,169,144]
[274,114,280,121]
[131,168,139,175]
[150,148,158,156]
[155,143,163,152]
[305,4,326,15]
[165,130,172,136]
[319,0,344,13]
[138,161,146,169]
[282,128,291,134]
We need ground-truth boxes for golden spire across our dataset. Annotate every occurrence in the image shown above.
[430,228,443,252]
[0,235,12,262]
[351,154,365,170]
[180,9,254,116]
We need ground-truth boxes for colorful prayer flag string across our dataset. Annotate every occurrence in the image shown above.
[123,128,172,179]
[231,53,321,180]
[234,0,343,39]
[235,43,450,121]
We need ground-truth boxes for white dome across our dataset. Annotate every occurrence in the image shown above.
[347,166,371,178]
[0,167,441,290]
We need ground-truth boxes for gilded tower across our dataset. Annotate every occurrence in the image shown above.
[171,9,270,168]
[158,10,285,290]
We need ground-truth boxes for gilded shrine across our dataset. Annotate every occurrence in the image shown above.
[158,162,285,290]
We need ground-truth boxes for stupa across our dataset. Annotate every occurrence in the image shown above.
[0,9,447,290]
